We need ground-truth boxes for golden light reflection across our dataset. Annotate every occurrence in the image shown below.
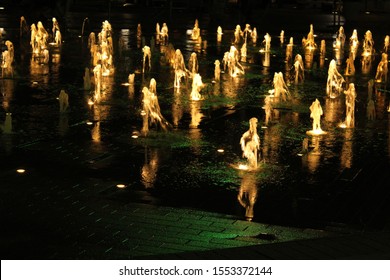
[58,114,68,136]
[304,47,314,69]
[91,122,100,142]
[172,88,183,127]
[217,149,224,153]
[237,173,258,221]
[261,52,270,67]
[16,169,26,174]
[189,101,203,129]
[262,124,280,163]
[340,129,353,169]
[237,164,249,170]
[116,184,126,189]
[141,147,159,189]
[325,97,342,123]
[303,136,321,173]
[1,79,14,111]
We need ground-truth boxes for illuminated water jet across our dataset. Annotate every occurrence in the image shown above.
[240,117,260,170]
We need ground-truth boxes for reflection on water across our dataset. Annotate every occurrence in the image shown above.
[375,85,387,120]
[1,79,14,111]
[302,136,322,173]
[261,51,270,67]
[30,58,49,84]
[0,21,388,230]
[189,101,203,128]
[237,172,258,221]
[340,129,353,169]
[324,97,343,124]
[58,114,68,136]
[172,87,183,127]
[262,125,281,164]
[141,147,159,189]
[91,122,101,142]
[304,47,314,69]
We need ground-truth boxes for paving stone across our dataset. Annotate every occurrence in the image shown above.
[210,237,258,247]
[187,240,233,249]
[189,224,226,233]
[199,231,238,239]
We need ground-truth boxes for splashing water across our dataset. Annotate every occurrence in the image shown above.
[240,117,261,170]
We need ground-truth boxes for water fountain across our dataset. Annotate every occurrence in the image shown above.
[307,99,325,135]
[234,25,242,44]
[227,46,244,77]
[280,30,284,44]
[242,24,252,43]
[320,39,326,57]
[4,40,14,64]
[128,73,135,97]
[335,26,346,50]
[59,89,69,113]
[127,73,134,85]
[326,59,345,98]
[262,33,271,52]
[54,30,62,46]
[251,27,258,44]
[20,16,29,38]
[88,32,96,50]
[188,52,198,76]
[81,17,89,37]
[174,69,186,88]
[349,29,359,60]
[214,60,221,82]
[345,52,355,76]
[217,26,223,36]
[240,42,247,60]
[269,72,289,101]
[1,41,14,78]
[362,30,375,56]
[190,73,204,101]
[217,26,223,43]
[342,83,356,128]
[149,78,157,94]
[191,19,200,40]
[361,50,373,74]
[293,54,304,84]
[160,23,169,45]
[155,23,160,42]
[141,84,169,136]
[52,18,60,38]
[384,35,389,53]
[240,117,260,170]
[142,45,151,72]
[3,11,390,240]
[375,53,388,83]
[302,24,317,50]
[30,21,49,58]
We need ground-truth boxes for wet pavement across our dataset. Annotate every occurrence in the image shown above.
[1,3,390,259]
